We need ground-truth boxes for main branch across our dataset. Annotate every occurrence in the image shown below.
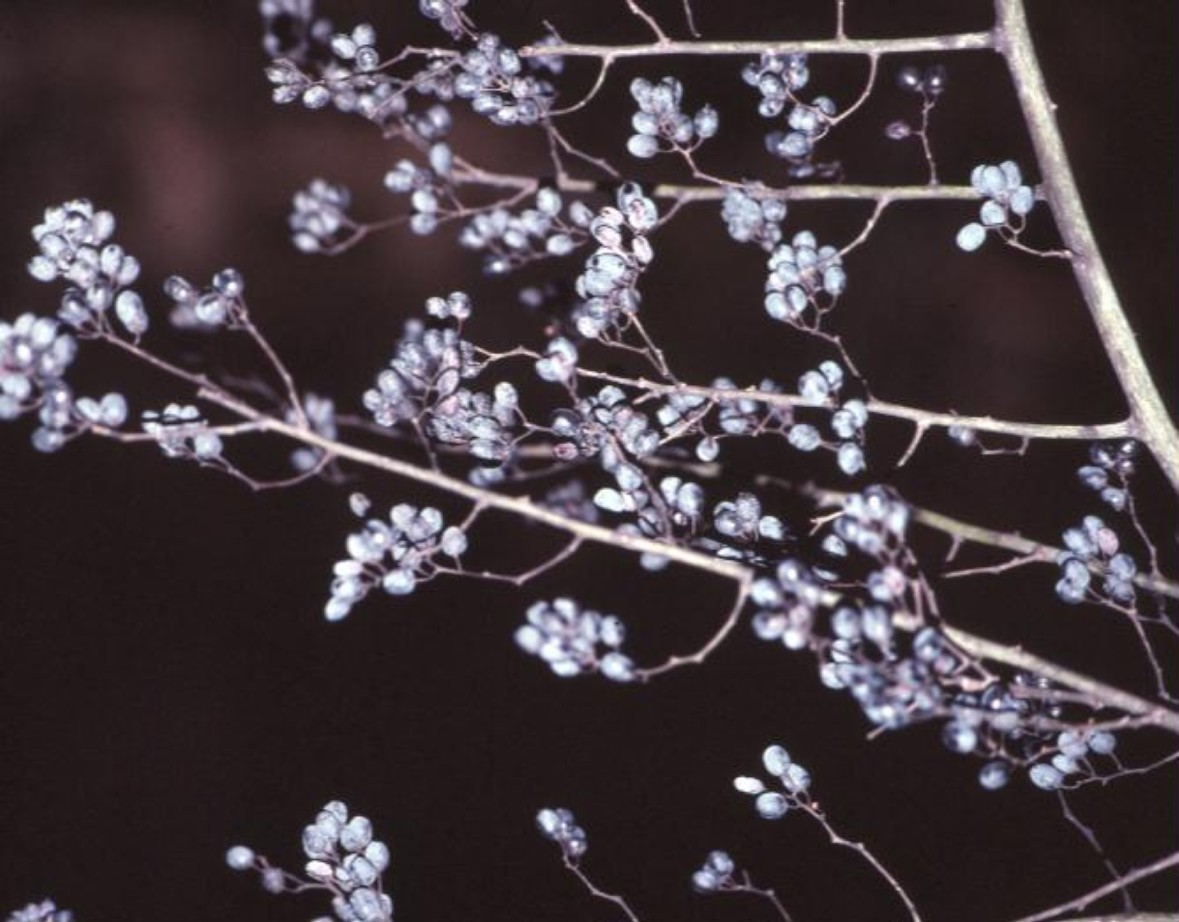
[994,0,1179,492]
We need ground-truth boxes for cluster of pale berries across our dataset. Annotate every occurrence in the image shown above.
[1055,515,1137,606]
[324,497,468,621]
[4,902,72,922]
[734,744,814,819]
[956,160,1036,251]
[626,76,718,158]
[227,800,393,922]
[515,598,636,682]
[535,807,588,860]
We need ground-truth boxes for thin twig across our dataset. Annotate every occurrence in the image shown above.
[563,855,642,922]
[798,801,923,922]
[520,32,996,60]
[1006,851,1179,922]
[801,485,1179,601]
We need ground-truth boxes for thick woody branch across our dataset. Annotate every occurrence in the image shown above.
[993,0,1179,492]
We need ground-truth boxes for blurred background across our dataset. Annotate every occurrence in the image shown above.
[0,2,1175,921]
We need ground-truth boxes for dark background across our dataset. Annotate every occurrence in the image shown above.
[0,2,1175,921]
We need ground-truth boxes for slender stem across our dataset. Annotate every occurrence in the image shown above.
[943,627,1179,734]
[196,389,1179,733]
[453,165,981,203]
[993,0,1179,492]
[199,388,749,586]
[520,32,995,59]
[1056,791,1133,914]
[89,336,1179,730]
[804,485,1179,600]
[237,311,306,426]
[727,874,793,921]
[1006,851,1179,922]
[798,802,923,922]
[563,856,642,922]
[1051,916,1178,922]
[514,355,1133,444]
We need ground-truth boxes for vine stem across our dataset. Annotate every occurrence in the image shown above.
[198,388,748,586]
[452,163,982,203]
[185,386,1179,735]
[802,484,1179,600]
[489,347,1133,444]
[993,0,1179,492]
[942,628,1179,734]
[520,32,995,59]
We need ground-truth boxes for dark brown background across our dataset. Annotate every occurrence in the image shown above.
[0,2,1175,921]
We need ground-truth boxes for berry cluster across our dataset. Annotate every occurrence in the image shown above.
[259,0,332,61]
[383,150,453,237]
[419,0,470,37]
[227,800,393,922]
[956,160,1036,252]
[896,64,947,98]
[163,268,247,329]
[0,314,77,427]
[572,185,658,340]
[766,96,837,166]
[1055,515,1137,605]
[266,21,405,125]
[1077,440,1137,512]
[551,385,659,465]
[691,850,737,894]
[750,488,963,731]
[4,904,72,922]
[1027,728,1118,791]
[535,807,588,859]
[704,491,788,561]
[28,199,146,337]
[626,76,718,158]
[324,499,468,620]
[427,381,520,464]
[0,302,130,452]
[141,404,223,461]
[791,361,867,475]
[449,33,554,127]
[330,23,380,74]
[745,51,838,176]
[290,179,354,253]
[458,186,587,274]
[362,300,481,428]
[734,744,813,819]
[515,597,635,681]
[720,186,788,251]
[534,336,579,384]
[764,231,848,327]
[742,52,810,117]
